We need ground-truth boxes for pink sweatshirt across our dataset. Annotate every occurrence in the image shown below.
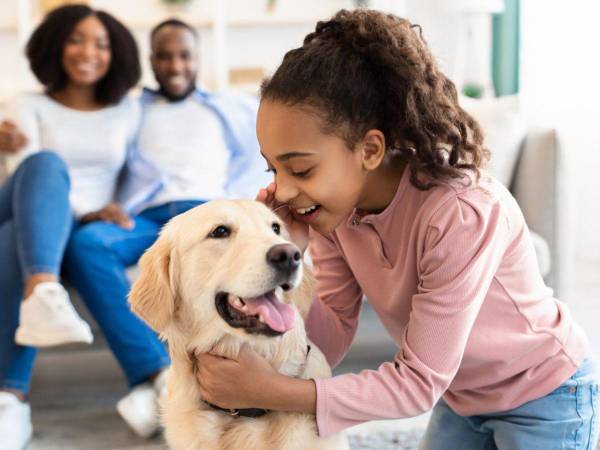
[306,169,588,437]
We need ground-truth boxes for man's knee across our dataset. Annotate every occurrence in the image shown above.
[67,222,117,257]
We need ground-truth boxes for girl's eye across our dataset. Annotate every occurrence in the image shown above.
[209,225,231,239]
[291,168,312,178]
[272,223,281,235]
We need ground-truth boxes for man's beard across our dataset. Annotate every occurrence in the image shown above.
[157,79,196,102]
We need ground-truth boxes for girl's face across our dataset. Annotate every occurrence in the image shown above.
[257,100,370,234]
[62,15,111,88]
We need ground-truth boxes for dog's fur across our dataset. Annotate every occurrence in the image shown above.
[129,200,349,450]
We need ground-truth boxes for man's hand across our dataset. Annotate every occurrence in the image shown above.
[0,120,28,154]
[80,202,134,229]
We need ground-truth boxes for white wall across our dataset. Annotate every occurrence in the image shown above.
[520,0,600,263]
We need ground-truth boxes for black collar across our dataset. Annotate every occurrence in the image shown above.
[204,402,269,418]
[196,345,311,419]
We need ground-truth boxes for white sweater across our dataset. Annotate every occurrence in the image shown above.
[6,93,139,217]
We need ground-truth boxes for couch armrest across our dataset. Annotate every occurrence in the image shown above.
[511,127,572,300]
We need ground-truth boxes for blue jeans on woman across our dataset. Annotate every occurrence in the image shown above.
[63,199,203,388]
[0,151,192,393]
[420,357,600,450]
[0,151,73,393]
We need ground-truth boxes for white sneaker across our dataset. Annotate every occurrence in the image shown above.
[0,392,32,450]
[15,282,93,347]
[116,370,167,439]
[117,383,159,438]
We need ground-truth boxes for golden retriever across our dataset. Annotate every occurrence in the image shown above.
[129,199,349,450]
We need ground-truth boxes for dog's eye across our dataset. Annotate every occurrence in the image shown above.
[209,225,231,239]
[272,223,281,235]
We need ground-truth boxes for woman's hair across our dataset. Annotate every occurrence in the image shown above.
[26,4,140,105]
[261,9,489,190]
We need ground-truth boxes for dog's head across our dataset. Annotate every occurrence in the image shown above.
[129,200,313,345]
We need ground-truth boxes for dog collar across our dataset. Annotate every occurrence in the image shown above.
[204,402,269,418]
[199,345,311,419]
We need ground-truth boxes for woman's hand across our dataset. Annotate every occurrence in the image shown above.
[0,120,28,154]
[195,344,317,414]
[256,182,309,253]
[79,202,134,229]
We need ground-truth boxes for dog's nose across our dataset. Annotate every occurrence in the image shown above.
[266,243,301,275]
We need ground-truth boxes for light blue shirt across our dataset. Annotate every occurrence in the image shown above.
[117,87,270,214]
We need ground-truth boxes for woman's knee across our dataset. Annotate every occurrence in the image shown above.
[19,151,70,184]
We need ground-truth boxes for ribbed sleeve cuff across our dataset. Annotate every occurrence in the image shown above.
[313,377,333,437]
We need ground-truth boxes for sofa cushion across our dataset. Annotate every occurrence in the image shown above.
[530,230,551,278]
[460,95,527,188]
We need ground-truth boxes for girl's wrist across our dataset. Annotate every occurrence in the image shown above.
[264,373,317,415]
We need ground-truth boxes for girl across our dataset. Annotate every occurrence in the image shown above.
[195,9,599,450]
[0,5,166,448]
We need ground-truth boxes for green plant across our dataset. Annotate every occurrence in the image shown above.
[462,82,484,99]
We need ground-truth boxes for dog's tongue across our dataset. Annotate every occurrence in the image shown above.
[242,292,295,333]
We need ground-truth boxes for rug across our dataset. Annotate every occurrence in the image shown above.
[349,428,424,450]
[348,428,600,450]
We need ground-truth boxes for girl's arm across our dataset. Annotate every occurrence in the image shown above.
[305,228,365,367]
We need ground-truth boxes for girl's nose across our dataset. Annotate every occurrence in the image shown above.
[274,177,299,204]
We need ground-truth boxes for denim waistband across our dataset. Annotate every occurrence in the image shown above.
[569,357,598,385]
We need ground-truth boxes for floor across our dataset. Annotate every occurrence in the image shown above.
[25,260,600,449]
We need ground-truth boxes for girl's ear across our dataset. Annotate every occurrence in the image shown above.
[359,129,386,171]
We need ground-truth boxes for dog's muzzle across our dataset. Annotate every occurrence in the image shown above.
[214,243,302,336]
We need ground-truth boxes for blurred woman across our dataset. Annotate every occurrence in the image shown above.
[0,5,151,449]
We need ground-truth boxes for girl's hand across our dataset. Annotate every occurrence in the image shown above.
[256,182,309,253]
[0,120,28,154]
[195,344,281,410]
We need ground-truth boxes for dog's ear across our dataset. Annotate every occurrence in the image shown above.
[129,236,178,332]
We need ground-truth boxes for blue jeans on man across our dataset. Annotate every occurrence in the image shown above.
[63,200,203,387]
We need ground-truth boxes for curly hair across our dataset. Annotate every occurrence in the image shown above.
[26,4,140,105]
[261,9,489,190]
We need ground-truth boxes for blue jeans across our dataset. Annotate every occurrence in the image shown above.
[63,200,203,388]
[420,358,600,450]
[0,152,73,393]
